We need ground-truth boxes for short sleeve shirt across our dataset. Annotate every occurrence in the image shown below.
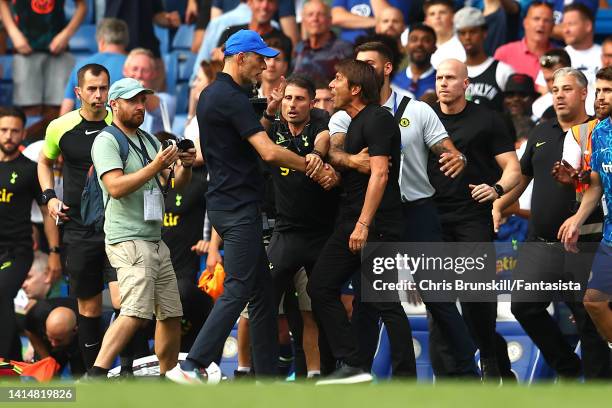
[0,154,42,248]
[342,104,402,232]
[590,118,612,244]
[197,72,266,211]
[91,127,163,244]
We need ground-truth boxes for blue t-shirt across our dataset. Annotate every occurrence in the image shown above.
[391,67,436,100]
[590,118,612,244]
[197,72,266,211]
[331,0,410,43]
[63,53,127,107]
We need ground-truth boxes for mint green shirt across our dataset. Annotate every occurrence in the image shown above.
[91,129,163,244]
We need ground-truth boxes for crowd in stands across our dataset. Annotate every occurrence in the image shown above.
[1,0,612,383]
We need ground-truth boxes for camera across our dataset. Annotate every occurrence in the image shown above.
[161,137,195,151]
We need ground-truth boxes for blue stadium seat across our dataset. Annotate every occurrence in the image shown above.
[65,0,95,24]
[155,26,170,56]
[0,55,13,106]
[165,50,196,104]
[172,25,195,50]
[172,113,188,136]
[596,9,612,39]
[69,24,97,54]
[175,83,191,115]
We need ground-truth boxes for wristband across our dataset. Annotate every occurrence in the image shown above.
[358,220,369,229]
[263,111,276,121]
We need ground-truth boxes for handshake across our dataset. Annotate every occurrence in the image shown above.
[305,151,340,191]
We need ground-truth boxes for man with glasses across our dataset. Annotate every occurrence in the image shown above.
[532,49,572,121]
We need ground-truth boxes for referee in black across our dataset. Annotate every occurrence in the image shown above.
[166,30,317,383]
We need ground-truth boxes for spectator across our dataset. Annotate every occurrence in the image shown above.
[503,73,538,140]
[104,0,180,58]
[532,49,571,120]
[89,78,196,378]
[548,0,598,40]
[123,48,177,135]
[211,0,299,46]
[392,24,437,100]
[259,37,291,98]
[330,0,410,43]
[424,0,466,69]
[0,0,86,140]
[292,0,353,85]
[185,0,213,53]
[455,7,515,112]
[313,80,335,116]
[191,0,251,72]
[602,36,612,68]
[562,4,600,84]
[216,0,293,65]
[494,1,553,81]
[59,18,129,116]
[374,6,406,47]
[185,60,222,166]
[105,0,180,91]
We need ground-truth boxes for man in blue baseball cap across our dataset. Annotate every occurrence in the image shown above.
[166,29,333,383]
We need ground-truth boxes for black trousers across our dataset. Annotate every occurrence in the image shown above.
[401,199,480,377]
[308,218,415,375]
[187,204,278,376]
[429,217,512,375]
[0,246,33,360]
[511,240,610,379]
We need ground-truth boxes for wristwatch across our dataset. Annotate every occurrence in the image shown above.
[49,246,62,254]
[40,189,57,204]
[493,184,505,198]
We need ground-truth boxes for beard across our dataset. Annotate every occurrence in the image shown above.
[0,142,18,156]
[118,110,145,129]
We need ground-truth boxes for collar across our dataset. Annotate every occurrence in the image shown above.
[302,31,337,51]
[382,90,400,115]
[405,65,435,80]
[216,72,252,96]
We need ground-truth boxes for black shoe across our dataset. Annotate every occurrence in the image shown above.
[233,370,254,380]
[480,358,502,385]
[315,364,373,385]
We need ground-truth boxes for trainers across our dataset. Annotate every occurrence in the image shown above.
[165,362,222,385]
[315,365,372,385]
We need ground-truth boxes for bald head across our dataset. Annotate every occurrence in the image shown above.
[436,59,469,110]
[438,59,468,80]
[375,7,405,39]
[303,0,331,36]
[46,307,77,348]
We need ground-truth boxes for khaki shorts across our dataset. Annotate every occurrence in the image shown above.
[240,267,311,319]
[13,52,75,106]
[106,240,182,320]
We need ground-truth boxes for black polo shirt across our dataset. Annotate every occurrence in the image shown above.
[430,102,515,224]
[342,104,402,234]
[197,72,266,211]
[267,108,338,232]
[521,117,600,241]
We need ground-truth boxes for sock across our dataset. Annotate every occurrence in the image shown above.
[237,366,251,373]
[278,343,294,377]
[78,314,102,370]
[307,370,321,378]
[89,366,109,377]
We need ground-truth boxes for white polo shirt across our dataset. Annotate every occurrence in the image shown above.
[329,90,449,202]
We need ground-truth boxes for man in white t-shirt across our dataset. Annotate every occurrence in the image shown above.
[424,0,466,69]
[454,7,514,112]
[562,4,600,85]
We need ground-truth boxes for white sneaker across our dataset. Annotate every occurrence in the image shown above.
[165,362,222,385]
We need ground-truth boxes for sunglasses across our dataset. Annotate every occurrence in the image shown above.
[540,55,562,68]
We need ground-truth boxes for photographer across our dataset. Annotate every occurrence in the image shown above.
[88,78,196,378]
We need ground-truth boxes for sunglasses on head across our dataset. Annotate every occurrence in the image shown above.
[540,55,562,68]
